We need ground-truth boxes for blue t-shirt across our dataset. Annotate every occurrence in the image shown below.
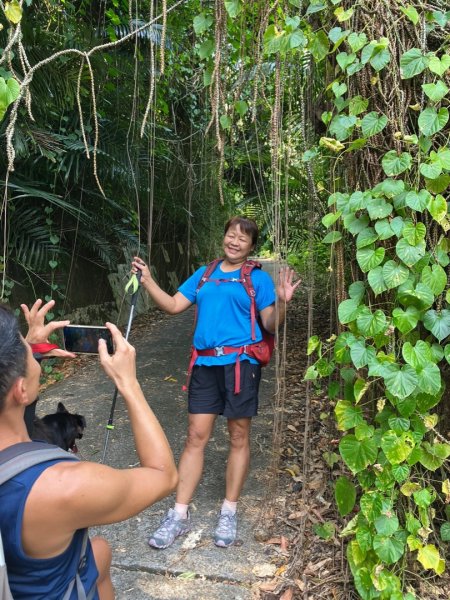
[0,458,99,600]
[179,261,276,366]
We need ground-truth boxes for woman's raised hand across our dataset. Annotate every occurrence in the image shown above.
[277,267,301,303]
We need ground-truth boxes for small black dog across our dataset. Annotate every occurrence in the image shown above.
[32,402,87,453]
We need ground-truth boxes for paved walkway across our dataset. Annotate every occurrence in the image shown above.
[38,263,278,599]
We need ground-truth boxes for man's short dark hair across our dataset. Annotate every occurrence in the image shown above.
[224,216,259,246]
[0,306,27,411]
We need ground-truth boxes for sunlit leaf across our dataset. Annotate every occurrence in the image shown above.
[417,544,445,575]
[382,260,409,289]
[357,245,385,272]
[423,309,450,342]
[382,151,412,176]
[418,107,449,136]
[368,266,387,295]
[373,533,405,564]
[382,364,418,399]
[422,81,449,103]
[400,48,428,78]
[339,434,378,474]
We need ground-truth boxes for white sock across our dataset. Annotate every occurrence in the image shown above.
[221,499,237,514]
[174,503,189,519]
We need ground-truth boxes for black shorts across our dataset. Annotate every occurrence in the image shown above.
[188,361,262,418]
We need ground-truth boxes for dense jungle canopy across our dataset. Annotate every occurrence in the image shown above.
[1,0,450,598]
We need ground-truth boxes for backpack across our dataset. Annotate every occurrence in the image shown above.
[0,442,97,600]
[184,259,275,394]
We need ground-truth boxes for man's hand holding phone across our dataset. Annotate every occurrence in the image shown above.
[98,323,137,391]
[63,325,114,355]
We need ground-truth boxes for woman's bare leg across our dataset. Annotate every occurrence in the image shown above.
[176,413,217,504]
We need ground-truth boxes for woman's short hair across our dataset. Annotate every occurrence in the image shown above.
[224,216,259,246]
[0,306,27,412]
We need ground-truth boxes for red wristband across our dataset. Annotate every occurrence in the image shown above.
[30,343,60,354]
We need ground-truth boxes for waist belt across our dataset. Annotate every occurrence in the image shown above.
[184,346,247,395]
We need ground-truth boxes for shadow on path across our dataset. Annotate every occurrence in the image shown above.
[38,283,277,599]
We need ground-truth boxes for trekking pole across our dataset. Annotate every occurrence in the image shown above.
[101,270,142,464]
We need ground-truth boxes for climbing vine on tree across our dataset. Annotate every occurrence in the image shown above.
[302,0,450,597]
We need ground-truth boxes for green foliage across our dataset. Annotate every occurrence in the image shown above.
[303,0,450,595]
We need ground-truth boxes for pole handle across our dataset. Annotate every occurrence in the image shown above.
[131,270,142,308]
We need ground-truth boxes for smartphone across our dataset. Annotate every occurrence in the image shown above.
[63,325,114,354]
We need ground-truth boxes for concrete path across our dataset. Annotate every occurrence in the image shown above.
[37,272,278,599]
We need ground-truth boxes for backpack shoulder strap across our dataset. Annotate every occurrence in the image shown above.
[195,258,223,294]
[240,260,262,340]
[0,442,79,486]
[0,442,86,600]
[61,529,97,600]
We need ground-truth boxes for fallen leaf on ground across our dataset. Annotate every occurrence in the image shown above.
[280,587,294,600]
[181,529,203,549]
[258,579,279,592]
[253,563,277,578]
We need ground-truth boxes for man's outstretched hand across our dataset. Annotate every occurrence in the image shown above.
[21,299,76,359]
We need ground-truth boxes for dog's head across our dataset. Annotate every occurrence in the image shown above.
[39,402,87,453]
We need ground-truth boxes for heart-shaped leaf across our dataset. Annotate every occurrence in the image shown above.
[422,81,449,103]
[335,400,364,431]
[428,54,450,77]
[357,307,387,337]
[343,213,370,234]
[421,264,447,295]
[382,151,412,175]
[420,161,442,179]
[423,309,450,342]
[357,245,385,272]
[427,194,447,222]
[400,48,428,78]
[402,340,432,368]
[322,231,343,244]
[368,266,387,295]
[349,281,366,302]
[338,298,362,324]
[373,533,405,565]
[396,238,426,266]
[392,306,420,334]
[402,221,426,245]
[367,198,393,220]
[405,189,430,211]
[335,476,356,516]
[350,339,377,369]
[347,31,368,53]
[398,282,434,310]
[382,364,418,399]
[361,111,388,137]
[382,260,410,289]
[356,227,378,248]
[339,434,378,473]
[417,544,445,575]
[417,362,441,395]
[418,107,449,136]
[374,219,395,240]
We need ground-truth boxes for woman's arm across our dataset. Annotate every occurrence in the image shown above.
[132,257,192,314]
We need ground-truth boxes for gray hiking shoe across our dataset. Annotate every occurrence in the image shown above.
[214,510,237,547]
[148,508,190,549]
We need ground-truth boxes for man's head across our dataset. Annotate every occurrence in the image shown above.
[0,306,38,412]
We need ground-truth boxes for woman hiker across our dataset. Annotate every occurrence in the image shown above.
[132,216,300,549]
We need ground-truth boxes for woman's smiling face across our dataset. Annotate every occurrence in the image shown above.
[222,224,254,265]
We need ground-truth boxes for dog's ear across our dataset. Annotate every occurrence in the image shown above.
[57,402,68,413]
